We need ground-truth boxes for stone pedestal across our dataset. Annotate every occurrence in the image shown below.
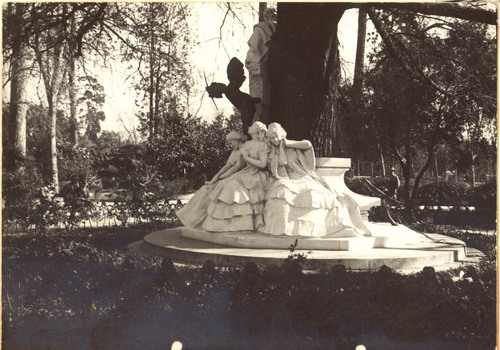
[137,226,468,272]
[315,157,381,221]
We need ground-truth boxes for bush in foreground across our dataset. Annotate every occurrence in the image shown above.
[2,224,496,349]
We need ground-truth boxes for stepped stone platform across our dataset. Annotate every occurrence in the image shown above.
[134,223,471,272]
[179,222,420,251]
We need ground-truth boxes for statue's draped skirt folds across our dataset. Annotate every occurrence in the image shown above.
[176,185,211,228]
[259,147,371,237]
[202,166,269,232]
[176,150,241,229]
[177,137,371,237]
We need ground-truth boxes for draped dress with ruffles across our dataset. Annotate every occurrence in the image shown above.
[202,139,269,232]
[176,149,241,228]
[259,146,371,237]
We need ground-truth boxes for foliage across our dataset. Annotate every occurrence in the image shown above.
[346,9,496,207]
[3,109,243,232]
[369,203,495,230]
[2,224,496,348]
[441,228,497,261]
[2,161,56,231]
[146,111,242,181]
[415,180,470,206]
[469,177,496,209]
[468,178,497,228]
[111,2,192,140]
[76,76,107,143]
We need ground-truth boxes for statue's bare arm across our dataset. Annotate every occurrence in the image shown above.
[219,158,245,180]
[284,139,312,150]
[209,161,234,184]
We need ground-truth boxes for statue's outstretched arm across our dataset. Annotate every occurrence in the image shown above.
[219,157,245,180]
[284,139,312,150]
[209,161,234,184]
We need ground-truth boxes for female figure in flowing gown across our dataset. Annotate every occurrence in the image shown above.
[202,122,270,232]
[259,122,371,237]
[176,131,247,228]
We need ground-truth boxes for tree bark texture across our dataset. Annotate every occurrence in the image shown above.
[68,13,78,145]
[353,8,367,101]
[268,3,347,156]
[7,3,30,170]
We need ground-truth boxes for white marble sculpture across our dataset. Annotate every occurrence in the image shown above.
[177,122,270,232]
[177,122,372,239]
[259,123,372,237]
[176,130,247,228]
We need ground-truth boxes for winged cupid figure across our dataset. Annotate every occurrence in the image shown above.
[206,57,261,136]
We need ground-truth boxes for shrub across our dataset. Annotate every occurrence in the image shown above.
[469,177,496,208]
[163,178,192,198]
[1,163,57,231]
[192,173,207,190]
[2,223,497,347]
[468,178,496,229]
[415,180,470,206]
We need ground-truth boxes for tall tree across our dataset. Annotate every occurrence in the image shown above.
[361,8,495,205]
[4,3,30,170]
[268,3,496,157]
[108,2,191,141]
[33,4,70,192]
[28,3,107,191]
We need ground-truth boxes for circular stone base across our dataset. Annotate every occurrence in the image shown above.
[135,223,474,272]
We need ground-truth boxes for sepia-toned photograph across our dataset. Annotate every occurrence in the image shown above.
[2,2,497,349]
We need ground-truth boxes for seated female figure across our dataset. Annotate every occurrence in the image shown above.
[259,122,371,237]
[202,122,269,232]
[176,131,247,228]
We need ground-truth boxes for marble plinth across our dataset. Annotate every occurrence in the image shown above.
[181,228,376,251]
[178,222,421,252]
[134,223,471,272]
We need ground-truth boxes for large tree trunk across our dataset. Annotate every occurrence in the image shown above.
[7,3,29,171]
[353,8,367,101]
[268,3,347,156]
[68,13,78,145]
